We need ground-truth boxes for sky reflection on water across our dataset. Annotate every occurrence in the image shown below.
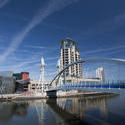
[0,91,125,125]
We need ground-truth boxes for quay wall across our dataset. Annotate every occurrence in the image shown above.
[56,90,117,98]
[0,91,118,101]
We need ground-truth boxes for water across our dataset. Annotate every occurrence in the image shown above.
[0,91,125,125]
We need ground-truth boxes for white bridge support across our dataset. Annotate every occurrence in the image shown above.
[38,57,45,93]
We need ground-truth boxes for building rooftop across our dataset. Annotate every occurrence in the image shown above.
[60,38,79,52]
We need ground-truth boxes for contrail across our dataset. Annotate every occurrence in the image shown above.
[0,0,79,62]
[85,58,125,64]
[0,0,10,8]
[82,45,125,55]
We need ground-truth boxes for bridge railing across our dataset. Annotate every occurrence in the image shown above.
[48,58,125,91]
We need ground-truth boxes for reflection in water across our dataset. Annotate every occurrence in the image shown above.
[0,94,124,125]
[30,100,69,125]
[56,97,108,120]
[0,102,28,122]
[46,97,110,125]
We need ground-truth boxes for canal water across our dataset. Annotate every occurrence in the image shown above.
[0,90,125,125]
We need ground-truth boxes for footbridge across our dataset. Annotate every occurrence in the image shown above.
[46,58,125,93]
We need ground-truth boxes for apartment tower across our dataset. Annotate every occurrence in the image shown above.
[60,38,82,78]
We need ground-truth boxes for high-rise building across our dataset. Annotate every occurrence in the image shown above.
[60,38,82,78]
[96,67,105,82]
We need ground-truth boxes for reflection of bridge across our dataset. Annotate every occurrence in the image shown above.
[46,96,109,124]
[56,97,108,119]
[46,58,125,93]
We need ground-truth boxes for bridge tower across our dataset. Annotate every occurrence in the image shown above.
[38,57,45,93]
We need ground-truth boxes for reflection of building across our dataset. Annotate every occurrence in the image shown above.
[96,67,105,82]
[0,102,28,122]
[56,97,108,120]
[60,38,82,78]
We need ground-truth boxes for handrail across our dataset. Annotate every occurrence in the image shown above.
[49,58,125,87]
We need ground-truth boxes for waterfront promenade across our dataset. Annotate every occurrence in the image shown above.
[0,91,118,101]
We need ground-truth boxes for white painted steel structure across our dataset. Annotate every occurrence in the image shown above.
[38,57,45,93]
[48,58,125,91]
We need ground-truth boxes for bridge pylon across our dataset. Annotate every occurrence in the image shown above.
[38,57,45,93]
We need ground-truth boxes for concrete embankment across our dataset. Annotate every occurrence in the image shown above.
[0,91,118,101]
[0,92,48,101]
[56,91,118,98]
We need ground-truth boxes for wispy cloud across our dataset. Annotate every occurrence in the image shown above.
[26,45,58,50]
[0,0,79,63]
[26,45,47,49]
[0,54,41,72]
[81,44,125,56]
[46,57,58,61]
[0,0,10,8]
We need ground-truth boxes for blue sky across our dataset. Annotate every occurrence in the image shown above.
[0,0,125,80]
